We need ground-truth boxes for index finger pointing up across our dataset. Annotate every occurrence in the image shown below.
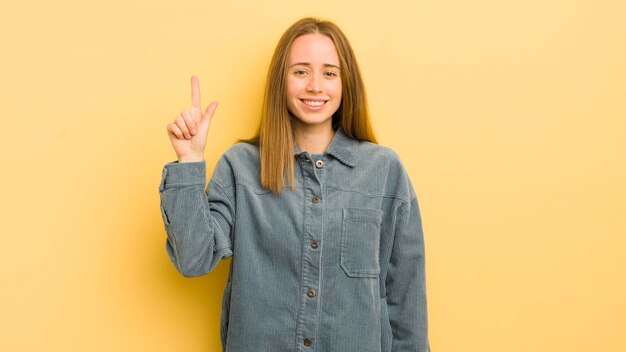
[191,75,201,109]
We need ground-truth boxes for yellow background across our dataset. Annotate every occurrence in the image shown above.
[1,0,625,351]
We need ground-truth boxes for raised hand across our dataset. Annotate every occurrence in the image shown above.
[166,75,219,162]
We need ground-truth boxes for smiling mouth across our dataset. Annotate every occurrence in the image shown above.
[300,99,327,107]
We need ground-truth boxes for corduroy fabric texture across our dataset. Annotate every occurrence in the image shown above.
[159,127,430,352]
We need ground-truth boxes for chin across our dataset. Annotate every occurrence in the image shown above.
[288,110,327,123]
[294,116,333,127]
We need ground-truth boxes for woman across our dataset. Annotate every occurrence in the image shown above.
[159,17,430,352]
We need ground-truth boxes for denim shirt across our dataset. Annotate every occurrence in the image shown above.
[158,127,430,352]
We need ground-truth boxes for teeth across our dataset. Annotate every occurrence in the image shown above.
[303,100,325,106]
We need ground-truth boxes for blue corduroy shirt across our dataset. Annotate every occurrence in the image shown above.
[159,127,430,352]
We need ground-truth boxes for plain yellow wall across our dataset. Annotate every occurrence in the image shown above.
[1,0,625,351]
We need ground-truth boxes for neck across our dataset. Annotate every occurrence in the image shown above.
[293,121,335,155]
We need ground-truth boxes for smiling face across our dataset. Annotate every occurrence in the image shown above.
[286,33,342,131]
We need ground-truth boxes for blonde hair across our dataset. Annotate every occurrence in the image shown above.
[240,17,377,194]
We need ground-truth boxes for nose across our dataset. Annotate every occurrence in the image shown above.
[306,73,321,93]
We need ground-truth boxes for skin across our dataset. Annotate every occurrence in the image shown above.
[286,33,342,154]
[167,33,342,161]
[166,76,218,163]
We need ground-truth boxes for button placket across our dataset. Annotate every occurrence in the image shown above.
[295,152,323,351]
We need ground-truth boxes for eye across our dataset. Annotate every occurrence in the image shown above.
[294,69,307,76]
[324,71,338,77]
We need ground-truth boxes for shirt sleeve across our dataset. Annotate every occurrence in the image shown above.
[386,195,430,352]
[158,159,235,278]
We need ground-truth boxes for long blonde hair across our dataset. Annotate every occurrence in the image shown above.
[240,17,377,194]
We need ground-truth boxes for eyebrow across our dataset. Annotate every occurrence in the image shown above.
[289,62,340,70]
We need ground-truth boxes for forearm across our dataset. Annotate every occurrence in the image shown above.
[159,160,233,277]
[387,196,430,352]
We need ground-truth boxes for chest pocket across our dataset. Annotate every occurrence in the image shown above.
[340,208,384,278]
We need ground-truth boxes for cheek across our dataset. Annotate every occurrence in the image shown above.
[285,78,300,113]
[327,77,341,93]
[328,81,342,100]
[286,78,296,98]
[287,76,306,96]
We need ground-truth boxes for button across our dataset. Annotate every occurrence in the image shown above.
[307,289,316,298]
[303,338,313,347]
[315,159,324,168]
[310,240,318,249]
[311,196,320,204]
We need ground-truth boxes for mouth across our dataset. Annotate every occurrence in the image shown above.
[299,99,328,107]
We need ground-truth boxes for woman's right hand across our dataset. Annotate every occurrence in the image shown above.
[166,75,219,163]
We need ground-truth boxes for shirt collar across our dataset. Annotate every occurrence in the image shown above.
[293,126,358,168]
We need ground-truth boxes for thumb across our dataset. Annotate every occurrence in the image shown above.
[200,101,219,126]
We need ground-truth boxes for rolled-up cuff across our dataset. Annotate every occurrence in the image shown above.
[159,160,206,191]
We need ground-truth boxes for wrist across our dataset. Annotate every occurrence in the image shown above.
[178,154,204,163]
